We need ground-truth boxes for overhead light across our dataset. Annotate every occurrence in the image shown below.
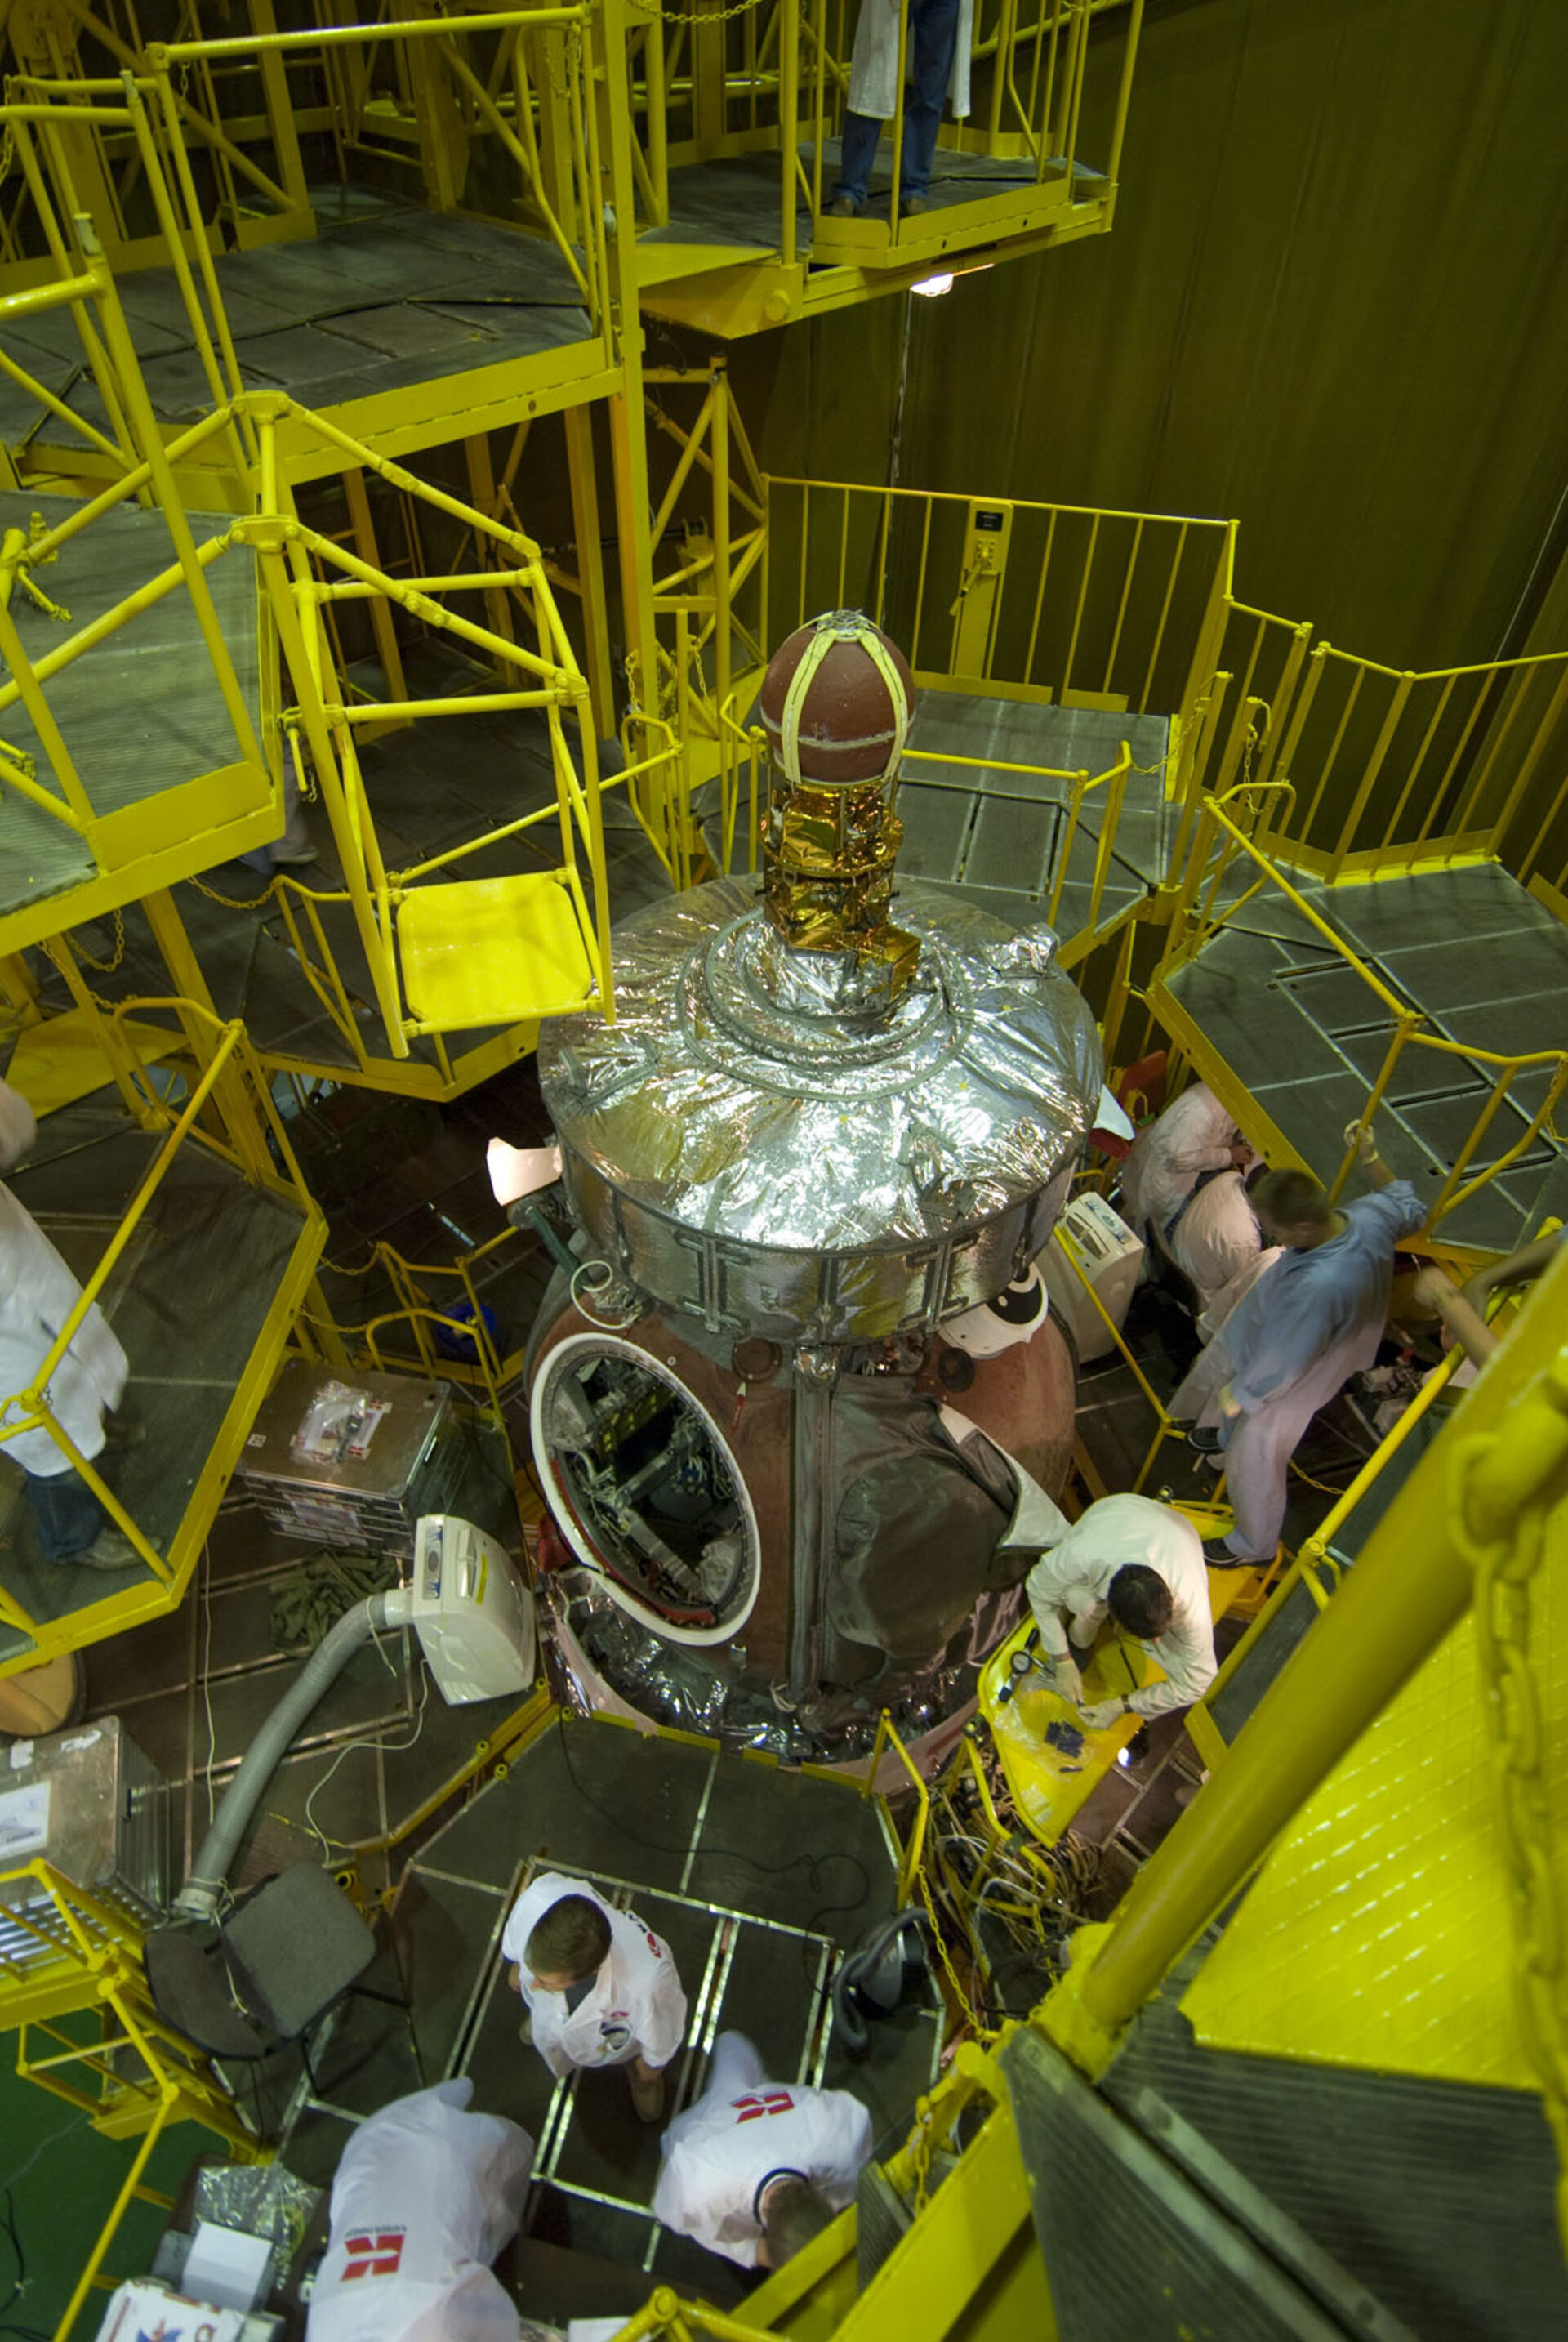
[911,272,954,298]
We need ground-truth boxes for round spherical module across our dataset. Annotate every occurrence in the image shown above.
[760,611,915,785]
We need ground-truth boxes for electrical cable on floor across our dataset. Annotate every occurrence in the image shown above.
[295,1662,431,1865]
[0,2187,51,2342]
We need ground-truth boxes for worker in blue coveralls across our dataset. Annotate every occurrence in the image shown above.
[1169,1122,1423,1566]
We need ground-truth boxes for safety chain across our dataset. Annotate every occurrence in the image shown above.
[627,0,766,25]
[184,870,278,912]
[1451,1432,1568,2252]
[41,940,118,1016]
[69,906,126,975]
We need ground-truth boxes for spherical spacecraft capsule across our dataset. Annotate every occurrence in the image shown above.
[523,613,1103,1769]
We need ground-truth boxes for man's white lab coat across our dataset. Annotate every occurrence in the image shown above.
[1166,1167,1283,1329]
[0,1180,127,1478]
[1024,1493,1215,1719]
[306,2078,532,2342]
[847,0,973,122]
[501,1873,686,2079]
[1120,1082,1239,1247]
[653,2034,873,2268]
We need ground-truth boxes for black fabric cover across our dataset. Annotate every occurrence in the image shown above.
[827,1385,1014,1660]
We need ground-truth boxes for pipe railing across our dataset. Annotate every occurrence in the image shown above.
[1165,791,1568,1237]
[0,1004,315,1613]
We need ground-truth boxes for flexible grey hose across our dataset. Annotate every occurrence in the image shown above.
[176,1592,396,1920]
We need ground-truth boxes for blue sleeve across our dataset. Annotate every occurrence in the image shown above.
[1226,1274,1341,1411]
[1352,1180,1424,1242]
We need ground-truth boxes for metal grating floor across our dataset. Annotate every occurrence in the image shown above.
[0,493,264,921]
[1100,1953,1568,2342]
[898,694,1173,944]
[642,145,1106,256]
[1168,859,1568,1250]
[0,199,590,442]
[0,1122,310,1661]
[281,1715,942,2326]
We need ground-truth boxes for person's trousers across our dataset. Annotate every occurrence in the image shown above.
[24,1466,109,1564]
[661,2031,764,2158]
[835,0,961,203]
[1215,1393,1318,1561]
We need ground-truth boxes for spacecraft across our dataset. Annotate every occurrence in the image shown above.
[522,613,1103,1763]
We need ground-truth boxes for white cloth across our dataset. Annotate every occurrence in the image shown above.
[652,2032,873,2270]
[1170,1182,1424,1559]
[1119,1083,1238,1247]
[306,2079,532,2342]
[847,0,973,123]
[0,1180,127,1478]
[1166,1169,1282,1326]
[1024,1493,1216,1720]
[501,1872,687,2079]
[0,1079,38,1171]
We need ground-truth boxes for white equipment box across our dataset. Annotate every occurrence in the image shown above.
[389,1515,537,1705]
[1038,1194,1144,1363]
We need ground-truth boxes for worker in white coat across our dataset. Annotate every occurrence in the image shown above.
[0,1077,136,1572]
[652,2032,873,2270]
[829,0,973,217]
[1120,1080,1251,1251]
[1024,1492,1216,1730]
[1165,1163,1283,1335]
[306,2078,532,2342]
[1171,1123,1423,1565]
[501,1871,687,2123]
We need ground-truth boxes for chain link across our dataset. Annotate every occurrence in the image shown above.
[628,0,767,25]
[183,871,278,912]
[1451,1433,1568,2253]
[69,906,126,975]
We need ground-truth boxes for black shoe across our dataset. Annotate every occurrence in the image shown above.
[1187,1426,1224,1455]
[1203,1537,1259,1569]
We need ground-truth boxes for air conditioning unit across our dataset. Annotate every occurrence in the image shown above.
[1038,1194,1143,1363]
[387,1516,537,1705]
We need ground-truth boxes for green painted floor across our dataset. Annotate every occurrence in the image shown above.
[0,2058,189,2340]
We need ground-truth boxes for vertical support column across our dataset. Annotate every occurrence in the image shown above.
[601,0,665,836]
[564,404,617,737]
[461,432,520,654]
[341,466,409,701]
[246,0,314,216]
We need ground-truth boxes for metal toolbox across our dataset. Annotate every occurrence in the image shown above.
[0,1718,170,1972]
[237,1357,468,1560]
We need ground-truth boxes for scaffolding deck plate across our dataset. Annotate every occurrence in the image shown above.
[0,492,262,920]
[1165,860,1568,1251]
[0,209,590,444]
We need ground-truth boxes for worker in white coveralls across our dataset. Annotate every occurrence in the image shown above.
[1024,1493,1217,1731]
[501,1871,687,2123]
[829,0,973,218]
[1171,1122,1423,1566]
[1165,1161,1283,1335]
[652,2031,874,2269]
[0,1076,136,1572]
[1119,1079,1253,1252]
[306,2078,533,2342]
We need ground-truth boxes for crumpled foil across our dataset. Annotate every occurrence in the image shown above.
[193,2161,320,2259]
[541,877,1102,1256]
[552,1576,1008,1764]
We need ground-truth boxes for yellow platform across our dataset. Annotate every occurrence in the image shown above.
[396,871,600,1032]
[5,1007,178,1115]
[980,1541,1255,1845]
[1180,1498,1568,2090]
